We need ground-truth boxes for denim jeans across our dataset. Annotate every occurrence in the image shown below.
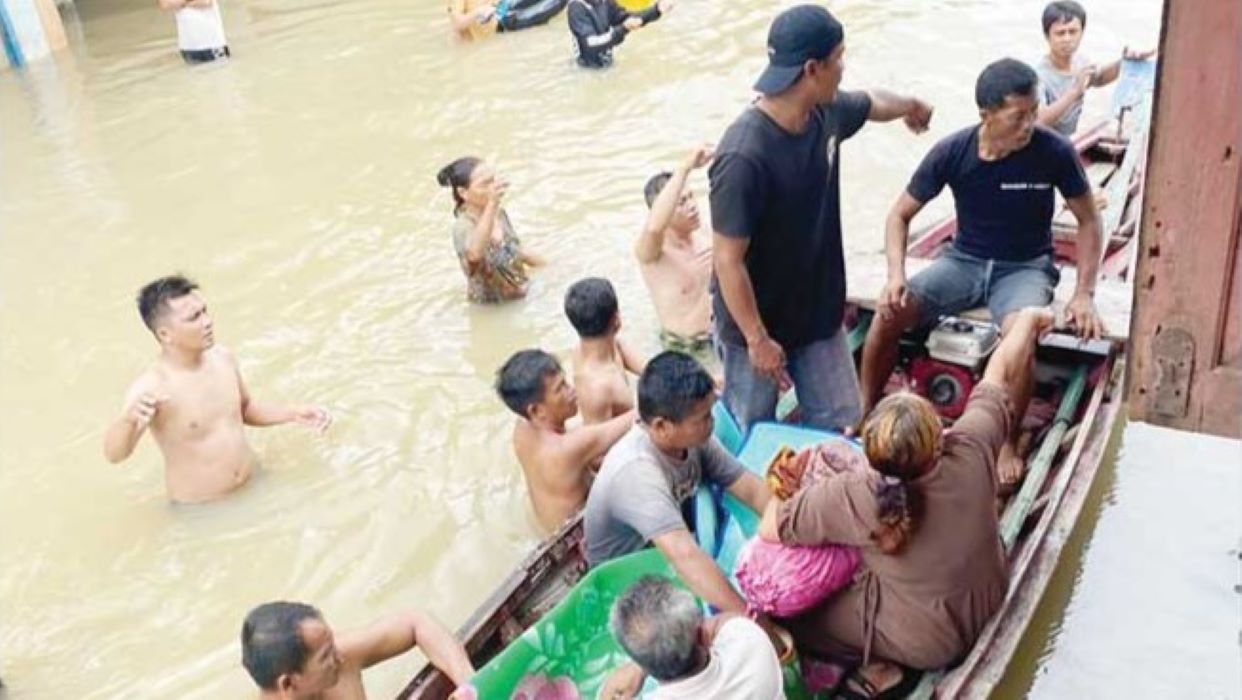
[720,327,862,434]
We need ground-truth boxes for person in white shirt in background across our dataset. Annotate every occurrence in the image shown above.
[601,575,786,700]
[157,0,229,64]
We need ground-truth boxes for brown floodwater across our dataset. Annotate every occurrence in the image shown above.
[1,0,1181,697]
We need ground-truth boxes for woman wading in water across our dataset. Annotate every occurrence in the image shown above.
[438,157,544,303]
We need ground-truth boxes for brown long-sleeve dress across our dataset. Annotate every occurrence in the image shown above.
[776,383,1014,669]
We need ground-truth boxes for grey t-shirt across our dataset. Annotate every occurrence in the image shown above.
[1035,53,1091,137]
[584,425,746,566]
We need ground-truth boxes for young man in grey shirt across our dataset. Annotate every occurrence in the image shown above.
[1034,1,1154,136]
[584,352,771,615]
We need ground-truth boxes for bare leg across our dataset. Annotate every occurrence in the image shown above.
[997,311,1035,493]
[859,301,921,420]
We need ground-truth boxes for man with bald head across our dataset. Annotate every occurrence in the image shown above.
[103,275,331,503]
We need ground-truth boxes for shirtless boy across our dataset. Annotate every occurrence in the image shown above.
[495,349,635,532]
[241,601,475,699]
[103,276,332,503]
[635,144,716,368]
[564,277,647,424]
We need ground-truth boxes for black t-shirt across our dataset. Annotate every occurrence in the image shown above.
[907,125,1089,261]
[709,90,872,349]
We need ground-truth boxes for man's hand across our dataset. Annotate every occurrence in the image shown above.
[683,143,714,171]
[902,97,933,134]
[1073,65,1098,96]
[124,392,166,430]
[1064,293,1104,339]
[877,274,909,321]
[1122,46,1156,61]
[474,4,495,23]
[294,405,333,434]
[598,662,645,699]
[656,0,674,15]
[623,16,644,31]
[448,686,478,700]
[748,335,787,384]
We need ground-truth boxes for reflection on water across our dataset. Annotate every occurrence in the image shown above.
[1006,420,1241,699]
[1,0,1162,696]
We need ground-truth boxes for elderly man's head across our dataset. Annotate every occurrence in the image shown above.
[610,575,704,681]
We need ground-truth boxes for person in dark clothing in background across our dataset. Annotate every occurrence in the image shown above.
[568,0,672,68]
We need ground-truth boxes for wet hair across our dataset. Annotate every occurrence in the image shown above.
[137,275,199,332]
[975,58,1039,111]
[435,156,481,212]
[643,171,672,209]
[1042,1,1086,35]
[564,277,619,339]
[611,575,703,682]
[495,349,563,418]
[241,601,323,690]
[637,351,715,424]
[860,392,941,554]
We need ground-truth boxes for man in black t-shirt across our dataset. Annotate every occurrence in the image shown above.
[859,58,1104,490]
[710,4,932,434]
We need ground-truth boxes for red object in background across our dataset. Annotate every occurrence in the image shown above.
[909,357,976,419]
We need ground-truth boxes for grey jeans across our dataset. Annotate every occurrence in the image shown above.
[719,327,862,434]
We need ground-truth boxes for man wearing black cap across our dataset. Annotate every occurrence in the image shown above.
[710,4,932,434]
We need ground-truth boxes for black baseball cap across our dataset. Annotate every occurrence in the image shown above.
[754,5,845,96]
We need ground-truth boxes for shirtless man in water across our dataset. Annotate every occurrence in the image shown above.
[242,601,475,699]
[496,349,635,532]
[564,277,647,425]
[636,144,716,369]
[103,275,331,503]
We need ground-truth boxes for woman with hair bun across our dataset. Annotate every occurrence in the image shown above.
[436,157,543,303]
[757,307,1056,697]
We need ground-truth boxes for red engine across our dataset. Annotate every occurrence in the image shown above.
[908,357,977,419]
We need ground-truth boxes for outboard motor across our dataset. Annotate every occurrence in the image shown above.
[908,317,1000,418]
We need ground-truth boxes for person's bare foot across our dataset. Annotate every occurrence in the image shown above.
[841,661,907,697]
[997,440,1026,495]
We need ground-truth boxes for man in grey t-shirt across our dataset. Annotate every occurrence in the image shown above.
[584,352,771,615]
[1034,1,1155,136]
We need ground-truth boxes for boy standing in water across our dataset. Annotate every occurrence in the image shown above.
[156,0,230,64]
[496,349,635,532]
[565,278,648,425]
[103,276,331,503]
[1035,1,1154,136]
[636,145,717,371]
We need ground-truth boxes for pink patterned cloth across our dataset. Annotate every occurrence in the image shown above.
[737,442,866,617]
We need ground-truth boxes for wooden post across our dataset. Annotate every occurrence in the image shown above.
[1127,0,1242,438]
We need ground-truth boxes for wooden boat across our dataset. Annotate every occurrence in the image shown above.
[400,120,1147,700]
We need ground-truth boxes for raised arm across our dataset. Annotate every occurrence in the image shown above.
[866,89,932,133]
[1036,66,1094,129]
[462,182,506,272]
[636,145,713,264]
[617,337,648,376]
[103,377,163,464]
[982,307,1055,392]
[338,609,474,687]
[563,408,636,465]
[652,529,746,613]
[1064,192,1105,339]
